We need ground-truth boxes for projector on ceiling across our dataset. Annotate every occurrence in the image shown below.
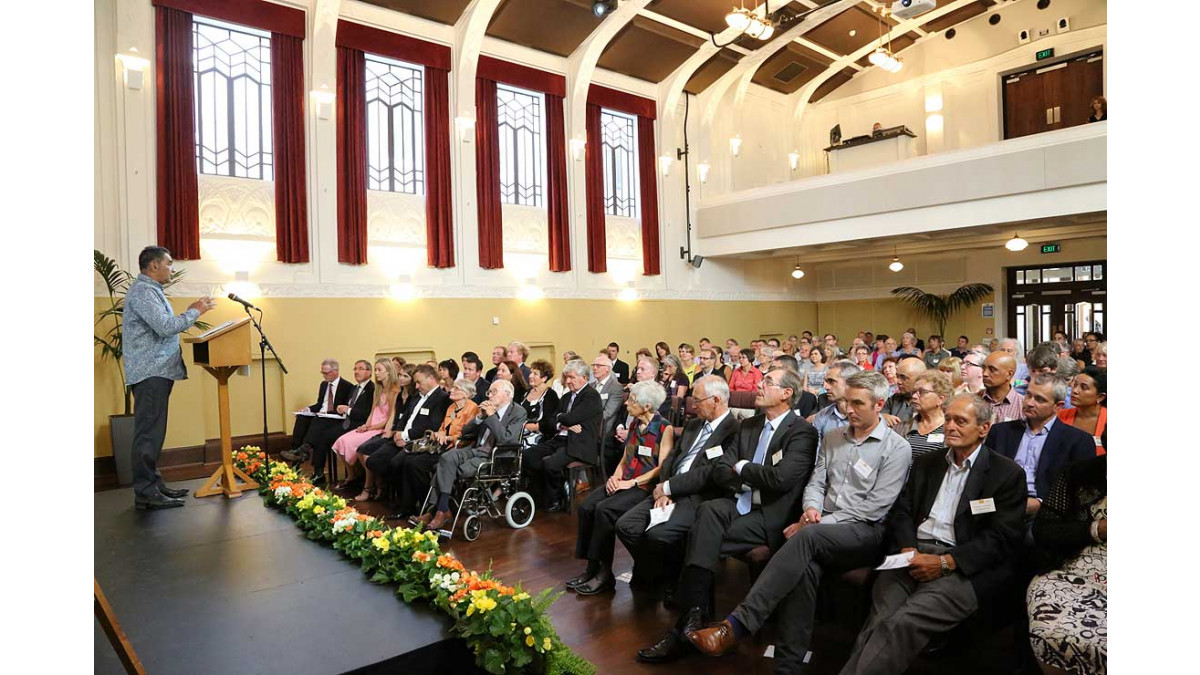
[891,0,937,20]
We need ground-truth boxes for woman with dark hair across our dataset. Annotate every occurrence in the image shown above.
[728,348,762,392]
[1088,95,1107,123]
[494,360,528,401]
[520,359,560,448]
[1058,366,1106,455]
[654,341,671,362]
[1027,451,1107,675]
[437,359,459,392]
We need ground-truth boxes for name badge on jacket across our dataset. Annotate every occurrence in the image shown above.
[601,393,610,401]
[771,450,783,466]
[853,458,873,479]
[638,445,653,458]
[705,446,723,460]
[420,408,430,416]
[969,498,997,515]
[927,433,945,444]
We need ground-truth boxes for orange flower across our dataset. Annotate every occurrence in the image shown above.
[237,452,248,461]
[356,514,370,521]
[412,551,433,563]
[367,530,384,538]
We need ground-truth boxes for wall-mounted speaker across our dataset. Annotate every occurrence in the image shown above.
[1017,29,1031,45]
[1056,17,1070,33]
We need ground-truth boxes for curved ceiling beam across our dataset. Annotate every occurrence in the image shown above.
[452,0,504,121]
[789,0,978,121]
[565,0,651,137]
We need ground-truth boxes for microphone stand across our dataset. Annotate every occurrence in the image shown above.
[242,305,288,454]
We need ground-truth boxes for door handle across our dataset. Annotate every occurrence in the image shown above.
[1054,106,1061,123]
[1046,108,1053,125]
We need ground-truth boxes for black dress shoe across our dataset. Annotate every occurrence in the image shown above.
[158,485,189,499]
[566,563,599,589]
[575,574,616,596]
[135,492,185,511]
[280,448,307,463]
[636,630,690,664]
[546,499,566,513]
[309,474,327,487]
[680,607,707,636]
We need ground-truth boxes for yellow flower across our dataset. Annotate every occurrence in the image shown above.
[514,592,530,602]
[425,530,439,542]
[523,627,532,635]
[526,636,535,647]
[312,505,325,515]
[372,537,391,553]
[543,637,552,651]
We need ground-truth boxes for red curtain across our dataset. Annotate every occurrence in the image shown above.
[545,93,570,272]
[637,115,661,276]
[336,47,368,264]
[424,66,454,268]
[154,6,200,260]
[584,102,606,273]
[475,78,504,269]
[271,33,309,263]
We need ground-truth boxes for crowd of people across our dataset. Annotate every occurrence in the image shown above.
[284,331,1107,675]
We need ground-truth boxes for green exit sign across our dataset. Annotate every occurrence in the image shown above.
[1041,243,1061,254]
[1036,47,1055,61]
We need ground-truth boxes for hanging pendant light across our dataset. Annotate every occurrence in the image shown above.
[791,258,805,279]
[888,247,904,272]
[1005,233,1030,251]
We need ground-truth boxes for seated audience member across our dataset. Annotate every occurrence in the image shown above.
[569,381,675,595]
[950,335,972,359]
[682,371,910,671]
[614,357,666,441]
[893,332,922,359]
[523,359,604,512]
[607,342,631,385]
[456,352,477,381]
[553,353,580,397]
[506,341,532,380]
[804,346,829,396]
[758,346,778,372]
[1026,345,1060,376]
[1069,339,1093,369]
[899,370,953,465]
[678,343,698,383]
[986,374,1095,518]
[1093,341,1107,368]
[659,354,690,401]
[288,358,354,461]
[835,394,1026,675]
[590,354,626,469]
[484,345,505,381]
[909,328,925,352]
[958,351,986,395]
[693,347,728,384]
[875,337,897,370]
[283,359,374,485]
[881,357,928,428]
[635,347,654,364]
[432,379,480,448]
[390,356,406,374]
[808,361,861,442]
[1057,366,1106,455]
[997,337,1031,392]
[981,352,1025,423]
[729,348,763,392]
[461,354,489,405]
[922,335,951,369]
[616,376,739,597]
[712,346,735,379]
[494,360,529,401]
[880,357,900,398]
[1027,453,1107,675]
[637,369,818,664]
[655,342,672,363]
[1087,95,1107,123]
[937,356,963,392]
[771,354,819,416]
[824,333,844,359]
[795,342,813,375]
[724,338,740,365]
[412,380,528,531]
[853,344,874,371]
[1055,355,1079,379]
[360,365,450,506]
[520,359,560,448]
[331,359,399,494]
[437,359,459,391]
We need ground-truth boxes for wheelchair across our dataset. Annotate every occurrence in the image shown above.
[416,442,536,542]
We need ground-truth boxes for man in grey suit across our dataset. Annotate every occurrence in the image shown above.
[591,354,626,472]
[412,379,527,531]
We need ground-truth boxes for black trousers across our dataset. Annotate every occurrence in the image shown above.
[131,377,174,498]
[306,422,350,474]
[290,414,314,449]
[522,436,574,507]
[729,520,885,675]
[575,486,649,568]
[616,494,699,583]
[676,498,770,617]
[399,453,441,514]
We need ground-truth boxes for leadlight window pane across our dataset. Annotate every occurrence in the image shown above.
[1016,270,1026,285]
[496,84,545,207]
[1025,269,1041,284]
[365,55,425,194]
[1093,264,1103,280]
[600,109,638,218]
[193,17,273,180]
[1074,265,1091,281]
[1041,266,1073,283]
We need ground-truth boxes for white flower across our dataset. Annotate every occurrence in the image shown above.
[332,517,357,533]
[274,486,293,499]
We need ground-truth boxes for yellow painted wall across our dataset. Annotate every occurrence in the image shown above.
[94,296,819,457]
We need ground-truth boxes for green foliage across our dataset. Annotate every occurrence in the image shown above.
[890,283,994,338]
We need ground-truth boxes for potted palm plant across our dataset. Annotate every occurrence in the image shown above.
[94,250,206,485]
[890,283,994,339]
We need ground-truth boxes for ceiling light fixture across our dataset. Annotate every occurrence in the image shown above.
[869,7,904,73]
[888,247,904,272]
[1005,233,1030,251]
[791,259,805,279]
[592,1,617,19]
[712,1,835,48]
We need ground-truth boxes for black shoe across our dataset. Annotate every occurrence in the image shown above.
[566,563,599,589]
[281,446,310,463]
[309,473,327,487]
[158,485,189,499]
[679,607,707,636]
[135,492,185,511]
[547,498,566,513]
[636,630,690,664]
[575,573,616,596]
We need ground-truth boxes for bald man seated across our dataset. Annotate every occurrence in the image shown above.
[981,352,1025,425]
[881,357,927,429]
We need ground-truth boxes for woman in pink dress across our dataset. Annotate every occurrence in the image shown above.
[333,358,399,483]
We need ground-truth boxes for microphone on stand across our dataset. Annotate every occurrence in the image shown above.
[227,292,261,311]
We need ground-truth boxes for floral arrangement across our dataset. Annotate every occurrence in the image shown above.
[233,446,594,675]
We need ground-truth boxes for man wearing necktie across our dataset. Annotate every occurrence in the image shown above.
[522,360,605,511]
[616,376,740,596]
[284,358,354,469]
[283,359,374,485]
[638,368,818,664]
[684,370,912,674]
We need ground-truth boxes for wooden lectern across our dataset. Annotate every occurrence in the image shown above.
[185,317,260,498]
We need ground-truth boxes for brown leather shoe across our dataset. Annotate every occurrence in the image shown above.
[409,512,433,527]
[427,510,452,531]
[685,619,739,657]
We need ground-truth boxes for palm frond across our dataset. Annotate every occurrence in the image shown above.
[944,283,994,314]
[891,286,949,321]
[94,250,131,296]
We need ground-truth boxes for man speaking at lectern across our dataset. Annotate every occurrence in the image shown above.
[123,246,215,510]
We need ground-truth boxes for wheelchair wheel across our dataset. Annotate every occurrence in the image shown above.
[462,514,482,542]
[505,492,536,529]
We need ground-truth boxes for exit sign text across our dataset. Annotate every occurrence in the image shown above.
[1041,243,1061,254]
[1036,47,1055,61]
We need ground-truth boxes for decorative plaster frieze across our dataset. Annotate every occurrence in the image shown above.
[367,189,427,246]
[198,175,275,238]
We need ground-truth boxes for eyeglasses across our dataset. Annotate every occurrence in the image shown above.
[962,361,983,369]
[914,388,937,397]
[693,394,717,404]
[760,378,784,390]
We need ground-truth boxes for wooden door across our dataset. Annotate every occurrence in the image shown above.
[1003,72,1046,140]
[1039,63,1070,131]
[1003,51,1104,139]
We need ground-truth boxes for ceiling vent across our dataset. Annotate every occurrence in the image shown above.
[773,61,807,83]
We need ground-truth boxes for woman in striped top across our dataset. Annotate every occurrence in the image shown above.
[900,370,954,464]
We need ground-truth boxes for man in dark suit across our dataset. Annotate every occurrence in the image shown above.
[483,345,505,382]
[285,358,354,464]
[282,359,374,485]
[690,348,728,393]
[637,368,818,664]
[682,370,911,672]
[985,373,1094,518]
[412,379,528,531]
[591,354,626,472]
[837,394,1027,675]
[607,342,631,385]
[616,375,740,595]
[522,359,604,512]
[461,355,489,405]
[362,365,449,511]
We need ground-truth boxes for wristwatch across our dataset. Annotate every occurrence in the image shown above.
[939,555,952,577]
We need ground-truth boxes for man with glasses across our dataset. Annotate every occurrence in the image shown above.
[808,361,862,443]
[523,359,604,512]
[959,351,986,395]
[881,357,928,429]
[591,354,625,471]
[771,354,819,417]
[283,359,373,485]
[638,369,818,664]
[286,358,354,468]
[684,371,910,673]
[692,348,728,388]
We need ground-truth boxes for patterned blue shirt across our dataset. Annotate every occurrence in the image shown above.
[123,274,199,386]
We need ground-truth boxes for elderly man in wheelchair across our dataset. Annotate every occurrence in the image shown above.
[411,379,534,539]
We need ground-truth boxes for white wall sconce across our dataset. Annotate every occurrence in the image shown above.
[116,48,150,90]
[658,155,673,176]
[311,85,335,120]
[729,135,743,157]
[570,137,587,162]
[788,151,800,172]
[697,162,711,184]
[456,116,476,143]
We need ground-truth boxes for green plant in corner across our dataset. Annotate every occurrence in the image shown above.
[94,250,208,414]
[890,283,994,339]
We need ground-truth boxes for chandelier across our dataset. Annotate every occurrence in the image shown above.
[725,6,775,41]
[869,6,904,73]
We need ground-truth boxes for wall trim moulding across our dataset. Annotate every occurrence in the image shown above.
[147,283,806,303]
